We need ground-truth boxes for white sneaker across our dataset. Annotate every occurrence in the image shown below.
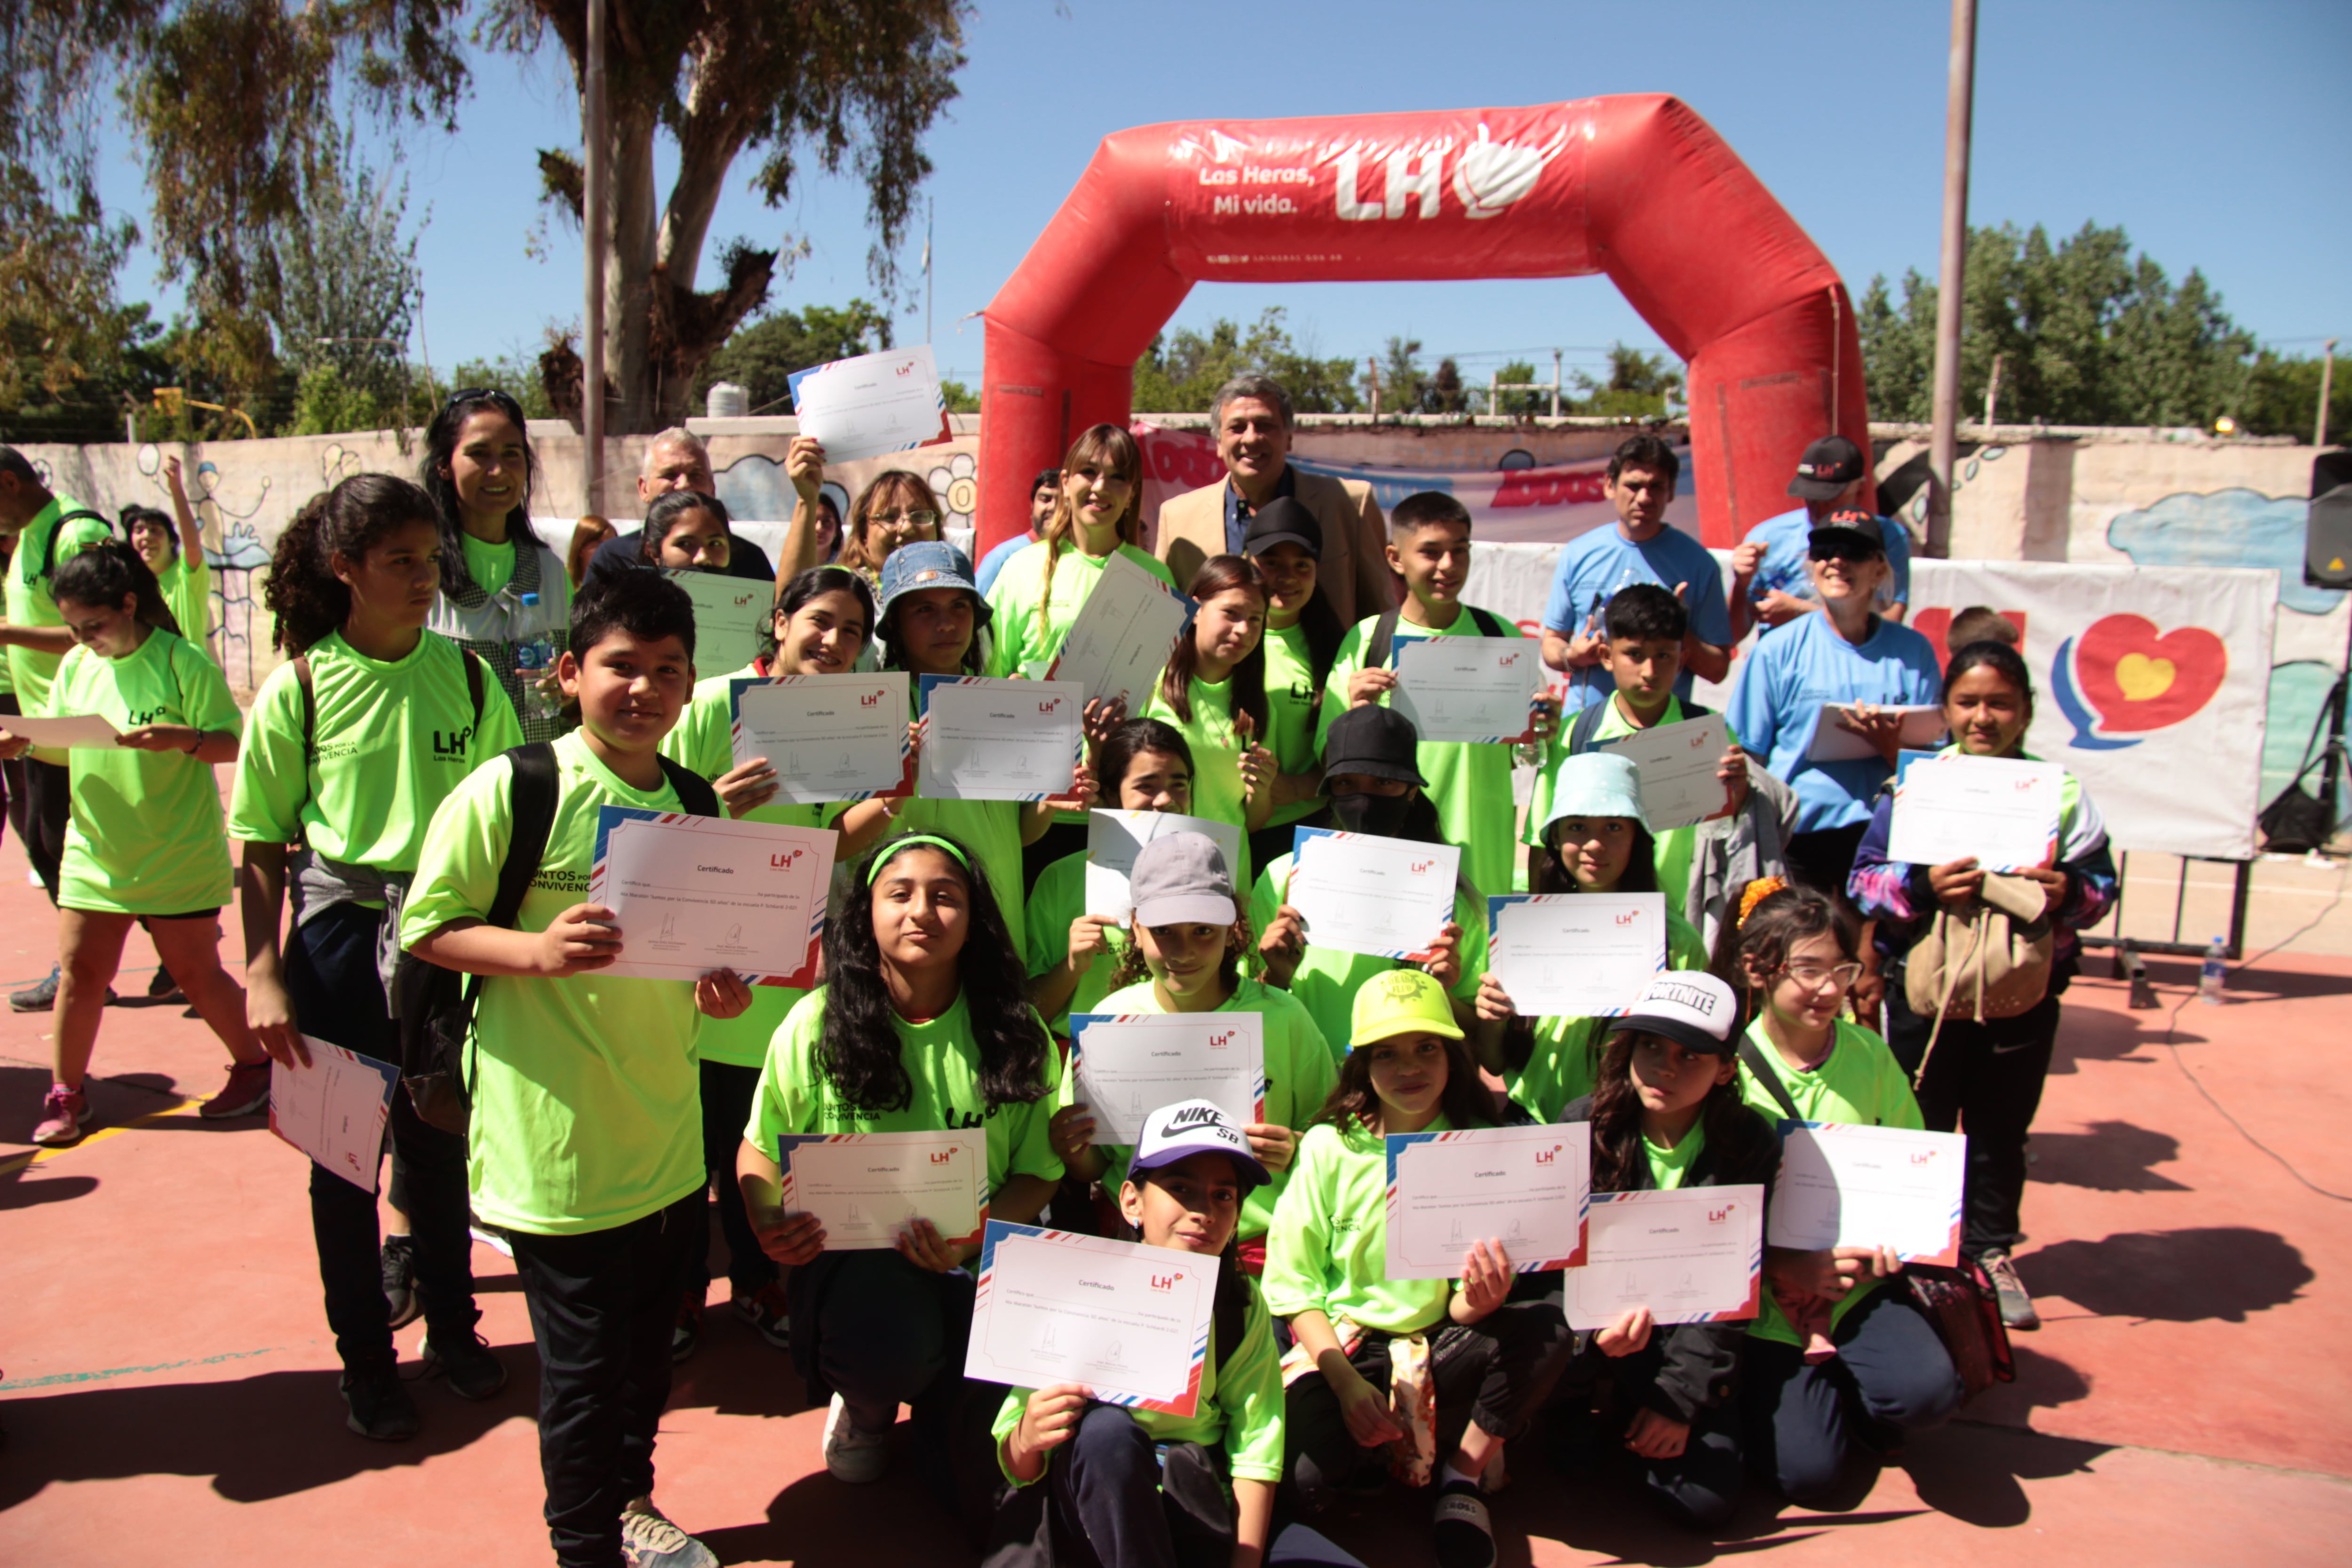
[619,1496,717,1568]
[822,1392,892,1483]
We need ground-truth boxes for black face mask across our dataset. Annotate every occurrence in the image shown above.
[1329,789,1415,838]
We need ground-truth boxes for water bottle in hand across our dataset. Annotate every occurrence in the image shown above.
[515,591,559,723]
[2198,937,2227,1005]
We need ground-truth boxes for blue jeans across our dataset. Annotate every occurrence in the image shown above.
[1742,1286,1963,1506]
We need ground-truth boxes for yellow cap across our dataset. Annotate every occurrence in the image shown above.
[1349,968,1465,1048]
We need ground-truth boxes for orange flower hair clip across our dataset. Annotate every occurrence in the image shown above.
[1737,876,1789,930]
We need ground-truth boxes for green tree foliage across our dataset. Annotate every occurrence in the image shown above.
[1133,310,1363,415]
[2238,350,2352,443]
[448,346,559,422]
[1859,221,2259,428]
[693,300,894,414]
[1370,335,1427,415]
[271,126,425,429]
[1568,343,1682,418]
[1482,359,1547,418]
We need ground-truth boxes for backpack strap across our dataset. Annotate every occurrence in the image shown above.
[490,742,562,931]
[463,648,487,726]
[1737,1037,1805,1124]
[656,754,721,818]
[294,655,317,762]
[32,509,111,584]
[1566,697,1608,756]
[1211,1259,1252,1374]
[1367,605,1509,669]
[1467,605,1508,638]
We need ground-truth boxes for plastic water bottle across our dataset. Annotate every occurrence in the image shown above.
[514,592,559,723]
[2198,937,2227,1005]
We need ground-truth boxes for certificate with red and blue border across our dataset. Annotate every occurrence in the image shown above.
[587,806,831,987]
[1564,1186,1766,1330]
[729,671,914,803]
[1383,1123,1591,1279]
[916,675,1086,803]
[1767,1121,1966,1267]
[1067,1011,1267,1148]
[777,1130,987,1251]
[1285,826,1458,963]
[966,1220,1216,1417]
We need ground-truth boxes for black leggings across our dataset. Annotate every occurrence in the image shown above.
[1884,980,2064,1257]
[687,1059,777,1301]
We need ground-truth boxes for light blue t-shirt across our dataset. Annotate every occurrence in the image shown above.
[1741,508,1913,614]
[973,530,1039,597]
[1542,524,1733,707]
[1724,610,1942,835]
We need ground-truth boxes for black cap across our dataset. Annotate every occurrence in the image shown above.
[1322,705,1426,787]
[1243,496,1322,559]
[1788,434,1866,501]
[1807,508,1886,559]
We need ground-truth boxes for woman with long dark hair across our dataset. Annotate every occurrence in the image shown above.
[737,832,1063,1487]
[419,387,572,740]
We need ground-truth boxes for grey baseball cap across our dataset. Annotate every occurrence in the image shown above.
[1128,832,1239,928]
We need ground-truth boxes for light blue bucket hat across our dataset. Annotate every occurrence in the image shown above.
[1541,750,1650,840]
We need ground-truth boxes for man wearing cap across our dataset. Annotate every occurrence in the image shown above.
[1539,433,1733,709]
[1153,373,1394,623]
[1728,434,1913,644]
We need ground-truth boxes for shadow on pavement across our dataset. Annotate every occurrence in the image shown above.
[1900,1419,2111,1528]
[2027,1121,2192,1193]
[0,1347,536,1511]
[0,1167,99,1209]
[2022,1227,2312,1323]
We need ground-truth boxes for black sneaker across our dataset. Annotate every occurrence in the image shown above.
[672,1298,703,1364]
[147,966,183,1003]
[341,1362,421,1441]
[1978,1248,2041,1331]
[422,1331,508,1400]
[1432,1482,1496,1568]
[381,1235,421,1330]
[9,967,59,1013]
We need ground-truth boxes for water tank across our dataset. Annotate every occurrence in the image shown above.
[706,382,749,418]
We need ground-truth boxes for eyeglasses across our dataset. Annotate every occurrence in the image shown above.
[873,509,940,533]
[1780,960,1864,991]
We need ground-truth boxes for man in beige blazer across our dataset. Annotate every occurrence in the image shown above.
[1153,374,1395,624]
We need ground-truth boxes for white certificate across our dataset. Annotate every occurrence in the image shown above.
[1083,809,1247,925]
[587,808,835,985]
[779,1129,986,1250]
[1886,753,2067,873]
[0,713,123,748]
[1805,702,1947,764]
[667,570,769,677]
[732,672,912,802]
[1285,828,1459,962]
[1046,552,1190,712]
[1564,1185,1765,1330]
[269,1036,397,1194]
[1068,1013,1266,1146]
[968,1221,1217,1415]
[787,344,953,464]
[1767,1122,1966,1266]
[1592,713,1736,831]
[1387,637,1541,744]
[1486,893,1665,1019]
[1384,1123,1591,1279]
[918,676,1084,802]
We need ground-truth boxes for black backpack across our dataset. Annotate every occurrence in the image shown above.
[392,741,719,1136]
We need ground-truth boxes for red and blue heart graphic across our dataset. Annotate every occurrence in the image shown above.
[2050,614,2228,751]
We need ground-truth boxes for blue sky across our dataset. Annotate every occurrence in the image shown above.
[97,0,2352,392]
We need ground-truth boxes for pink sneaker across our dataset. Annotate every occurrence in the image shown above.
[199,1060,272,1120]
[32,1084,92,1146]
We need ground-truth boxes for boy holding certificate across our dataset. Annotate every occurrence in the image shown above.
[993,1101,1284,1568]
[1050,832,1335,1268]
[737,833,1064,1490]
[1264,971,1572,1568]
[1474,752,1710,1122]
[1522,584,1751,909]
[403,571,752,1568]
[1552,972,1778,1532]
[1318,491,1559,900]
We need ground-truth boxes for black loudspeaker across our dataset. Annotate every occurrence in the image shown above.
[2304,450,2352,591]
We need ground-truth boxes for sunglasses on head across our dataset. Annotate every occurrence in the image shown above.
[445,388,527,417]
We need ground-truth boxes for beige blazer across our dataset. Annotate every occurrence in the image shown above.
[1154,467,1395,625]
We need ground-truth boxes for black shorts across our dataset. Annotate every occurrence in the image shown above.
[135,908,223,930]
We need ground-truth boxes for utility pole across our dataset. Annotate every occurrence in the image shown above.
[1550,348,1563,420]
[1925,0,1977,558]
[924,198,935,346]
[2320,338,2339,450]
[581,0,610,517]
[1982,352,2003,430]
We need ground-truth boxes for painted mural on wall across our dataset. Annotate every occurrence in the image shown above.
[2104,487,2345,818]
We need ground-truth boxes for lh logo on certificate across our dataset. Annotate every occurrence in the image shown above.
[778,1130,985,1250]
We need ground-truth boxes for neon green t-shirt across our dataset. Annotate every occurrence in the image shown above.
[993,1276,1286,1486]
[1645,1119,1706,1191]
[1319,605,1528,905]
[1501,904,1709,1122]
[1263,1116,1454,1336]
[746,987,1065,1202]
[44,630,241,915]
[1023,849,1130,1037]
[400,729,707,1236]
[985,540,1177,679]
[1143,676,1252,884]
[459,533,517,597]
[1524,693,1741,912]
[1249,850,1487,1066]
[659,661,840,1067]
[229,631,524,871]
[1262,621,1325,830]
[1073,975,1336,1241]
[897,684,1027,929]
[1738,1016,1924,1346]
[155,551,213,653]
[5,497,113,715]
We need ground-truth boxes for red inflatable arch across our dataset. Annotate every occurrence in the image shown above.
[976,95,1869,554]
